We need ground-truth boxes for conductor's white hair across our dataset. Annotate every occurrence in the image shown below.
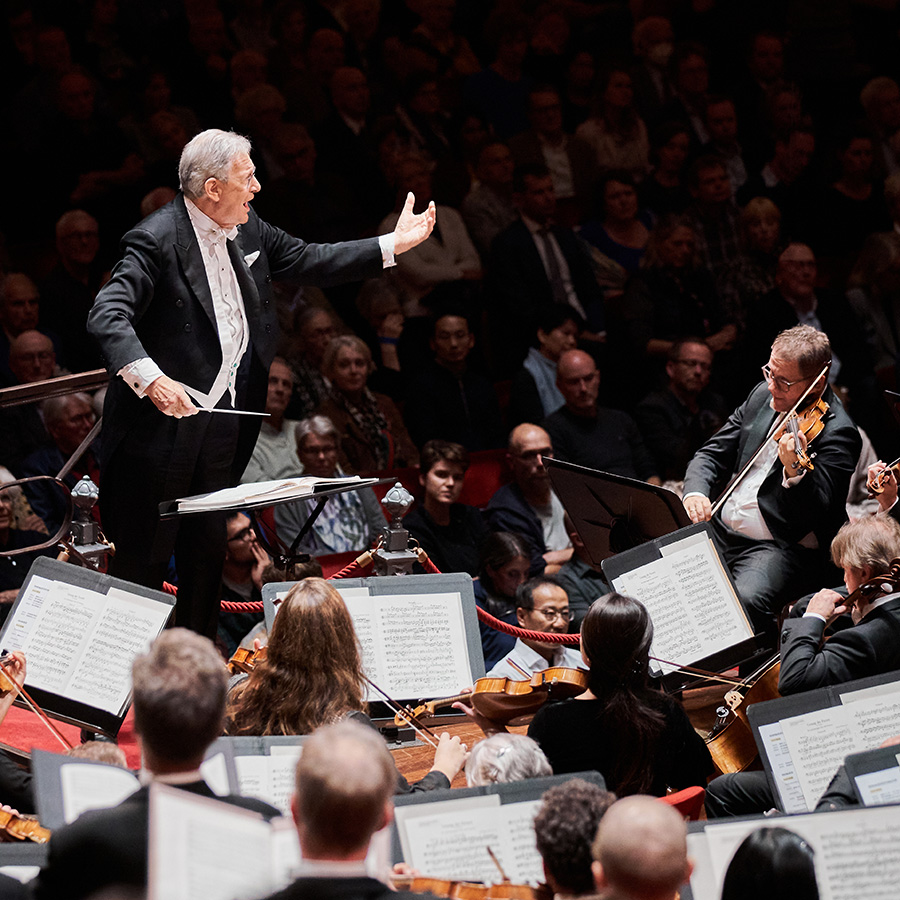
[179,129,252,200]
[465,733,552,786]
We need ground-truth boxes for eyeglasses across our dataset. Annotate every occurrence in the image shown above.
[227,526,256,543]
[761,364,809,393]
[527,607,574,622]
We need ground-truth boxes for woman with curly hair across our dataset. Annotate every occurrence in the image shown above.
[225,577,467,790]
[516,593,710,795]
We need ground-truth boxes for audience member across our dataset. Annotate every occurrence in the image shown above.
[316,335,418,472]
[702,96,748,194]
[510,85,597,226]
[284,306,337,421]
[274,415,385,555]
[579,172,651,274]
[241,358,302,484]
[487,576,583,678]
[32,629,279,900]
[544,350,659,483]
[489,164,606,373]
[533,779,616,899]
[474,532,532,670]
[684,155,742,274]
[403,440,488,577]
[485,423,571,573]
[664,42,712,148]
[555,513,609,630]
[404,311,504,451]
[720,827,819,900]
[634,339,727,483]
[630,17,676,123]
[0,274,44,387]
[464,733,552,786]
[860,76,900,177]
[733,31,786,168]
[591,795,693,900]
[508,307,582,427]
[0,491,55,617]
[640,121,692,217]
[460,141,518,260]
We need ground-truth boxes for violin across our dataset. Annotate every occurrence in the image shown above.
[392,875,550,900]
[842,557,900,613]
[0,808,50,844]
[227,646,267,675]
[393,667,589,728]
[866,456,900,495]
[772,396,829,472]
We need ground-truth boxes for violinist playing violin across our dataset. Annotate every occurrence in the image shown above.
[486,577,583,679]
[778,515,900,694]
[683,325,861,647]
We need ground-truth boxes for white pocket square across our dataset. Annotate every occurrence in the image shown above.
[244,250,260,267]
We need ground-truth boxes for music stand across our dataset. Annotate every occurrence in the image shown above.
[545,457,690,566]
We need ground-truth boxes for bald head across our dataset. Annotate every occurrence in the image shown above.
[592,797,691,900]
[9,331,55,384]
[556,350,599,415]
[508,423,553,490]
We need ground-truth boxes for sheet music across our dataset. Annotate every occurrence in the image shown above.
[177,476,369,511]
[757,721,807,813]
[59,762,140,823]
[612,534,750,672]
[233,747,303,815]
[854,767,900,806]
[396,797,543,885]
[340,591,472,700]
[200,753,230,798]
[2,575,169,714]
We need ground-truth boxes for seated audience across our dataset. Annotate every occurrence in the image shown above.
[543,350,659,483]
[0,274,44,387]
[508,307,582,427]
[533,779,616,900]
[591,795,693,900]
[579,172,652,274]
[474,532,532,670]
[18,392,100,535]
[274,416,385,555]
[505,593,710,795]
[702,96,747,195]
[316,335,418,472]
[403,440,489,577]
[684,155,742,274]
[861,75,900,177]
[639,121,691,217]
[225,578,466,792]
[464,733,552,786]
[240,358,302,484]
[489,164,606,374]
[630,17,676,124]
[32,630,279,900]
[721,827,819,900]
[404,310,505,451]
[634,339,727,483]
[556,513,609,631]
[461,141,518,260]
[217,512,269,658]
[487,576,583,678]
[259,719,425,900]
[485,423,571,573]
[284,307,338,421]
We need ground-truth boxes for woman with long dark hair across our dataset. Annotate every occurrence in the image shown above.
[525,592,712,795]
[721,827,819,900]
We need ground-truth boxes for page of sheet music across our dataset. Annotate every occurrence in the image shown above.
[397,797,542,885]
[2,575,169,714]
[612,534,750,672]
[200,752,230,797]
[233,748,303,815]
[756,721,807,813]
[341,591,472,700]
[59,762,140,824]
[780,706,860,810]
[148,784,283,900]
[854,766,900,806]
[693,805,900,900]
[841,690,900,749]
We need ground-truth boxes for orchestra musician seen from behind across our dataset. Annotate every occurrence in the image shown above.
[683,325,861,647]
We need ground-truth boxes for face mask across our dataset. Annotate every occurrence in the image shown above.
[648,41,673,67]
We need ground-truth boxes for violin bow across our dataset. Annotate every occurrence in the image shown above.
[363,675,440,749]
[649,656,748,689]
[0,654,73,751]
[486,846,510,882]
[711,363,830,517]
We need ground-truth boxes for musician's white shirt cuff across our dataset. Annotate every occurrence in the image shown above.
[802,612,828,624]
[783,469,806,487]
[119,358,165,397]
[379,233,396,268]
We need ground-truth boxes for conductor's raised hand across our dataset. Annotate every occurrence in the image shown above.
[146,375,198,418]
[393,192,436,255]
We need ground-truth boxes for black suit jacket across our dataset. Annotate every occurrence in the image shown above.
[264,875,423,900]
[779,595,900,694]
[31,780,279,900]
[87,194,383,475]
[683,383,861,551]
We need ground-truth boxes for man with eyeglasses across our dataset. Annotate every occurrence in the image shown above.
[486,575,583,678]
[683,324,861,646]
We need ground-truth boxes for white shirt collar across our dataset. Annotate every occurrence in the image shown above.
[139,767,204,786]
[185,197,238,243]
[296,859,370,877]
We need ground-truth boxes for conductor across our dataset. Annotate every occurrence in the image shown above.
[88,129,435,637]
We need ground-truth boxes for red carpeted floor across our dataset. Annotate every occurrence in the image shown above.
[1,706,142,769]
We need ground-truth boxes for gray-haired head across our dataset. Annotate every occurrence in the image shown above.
[295,415,340,447]
[465,733,552,786]
[179,129,253,200]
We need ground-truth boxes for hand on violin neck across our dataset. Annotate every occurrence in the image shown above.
[868,460,899,511]
[805,589,848,625]
[777,429,807,476]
